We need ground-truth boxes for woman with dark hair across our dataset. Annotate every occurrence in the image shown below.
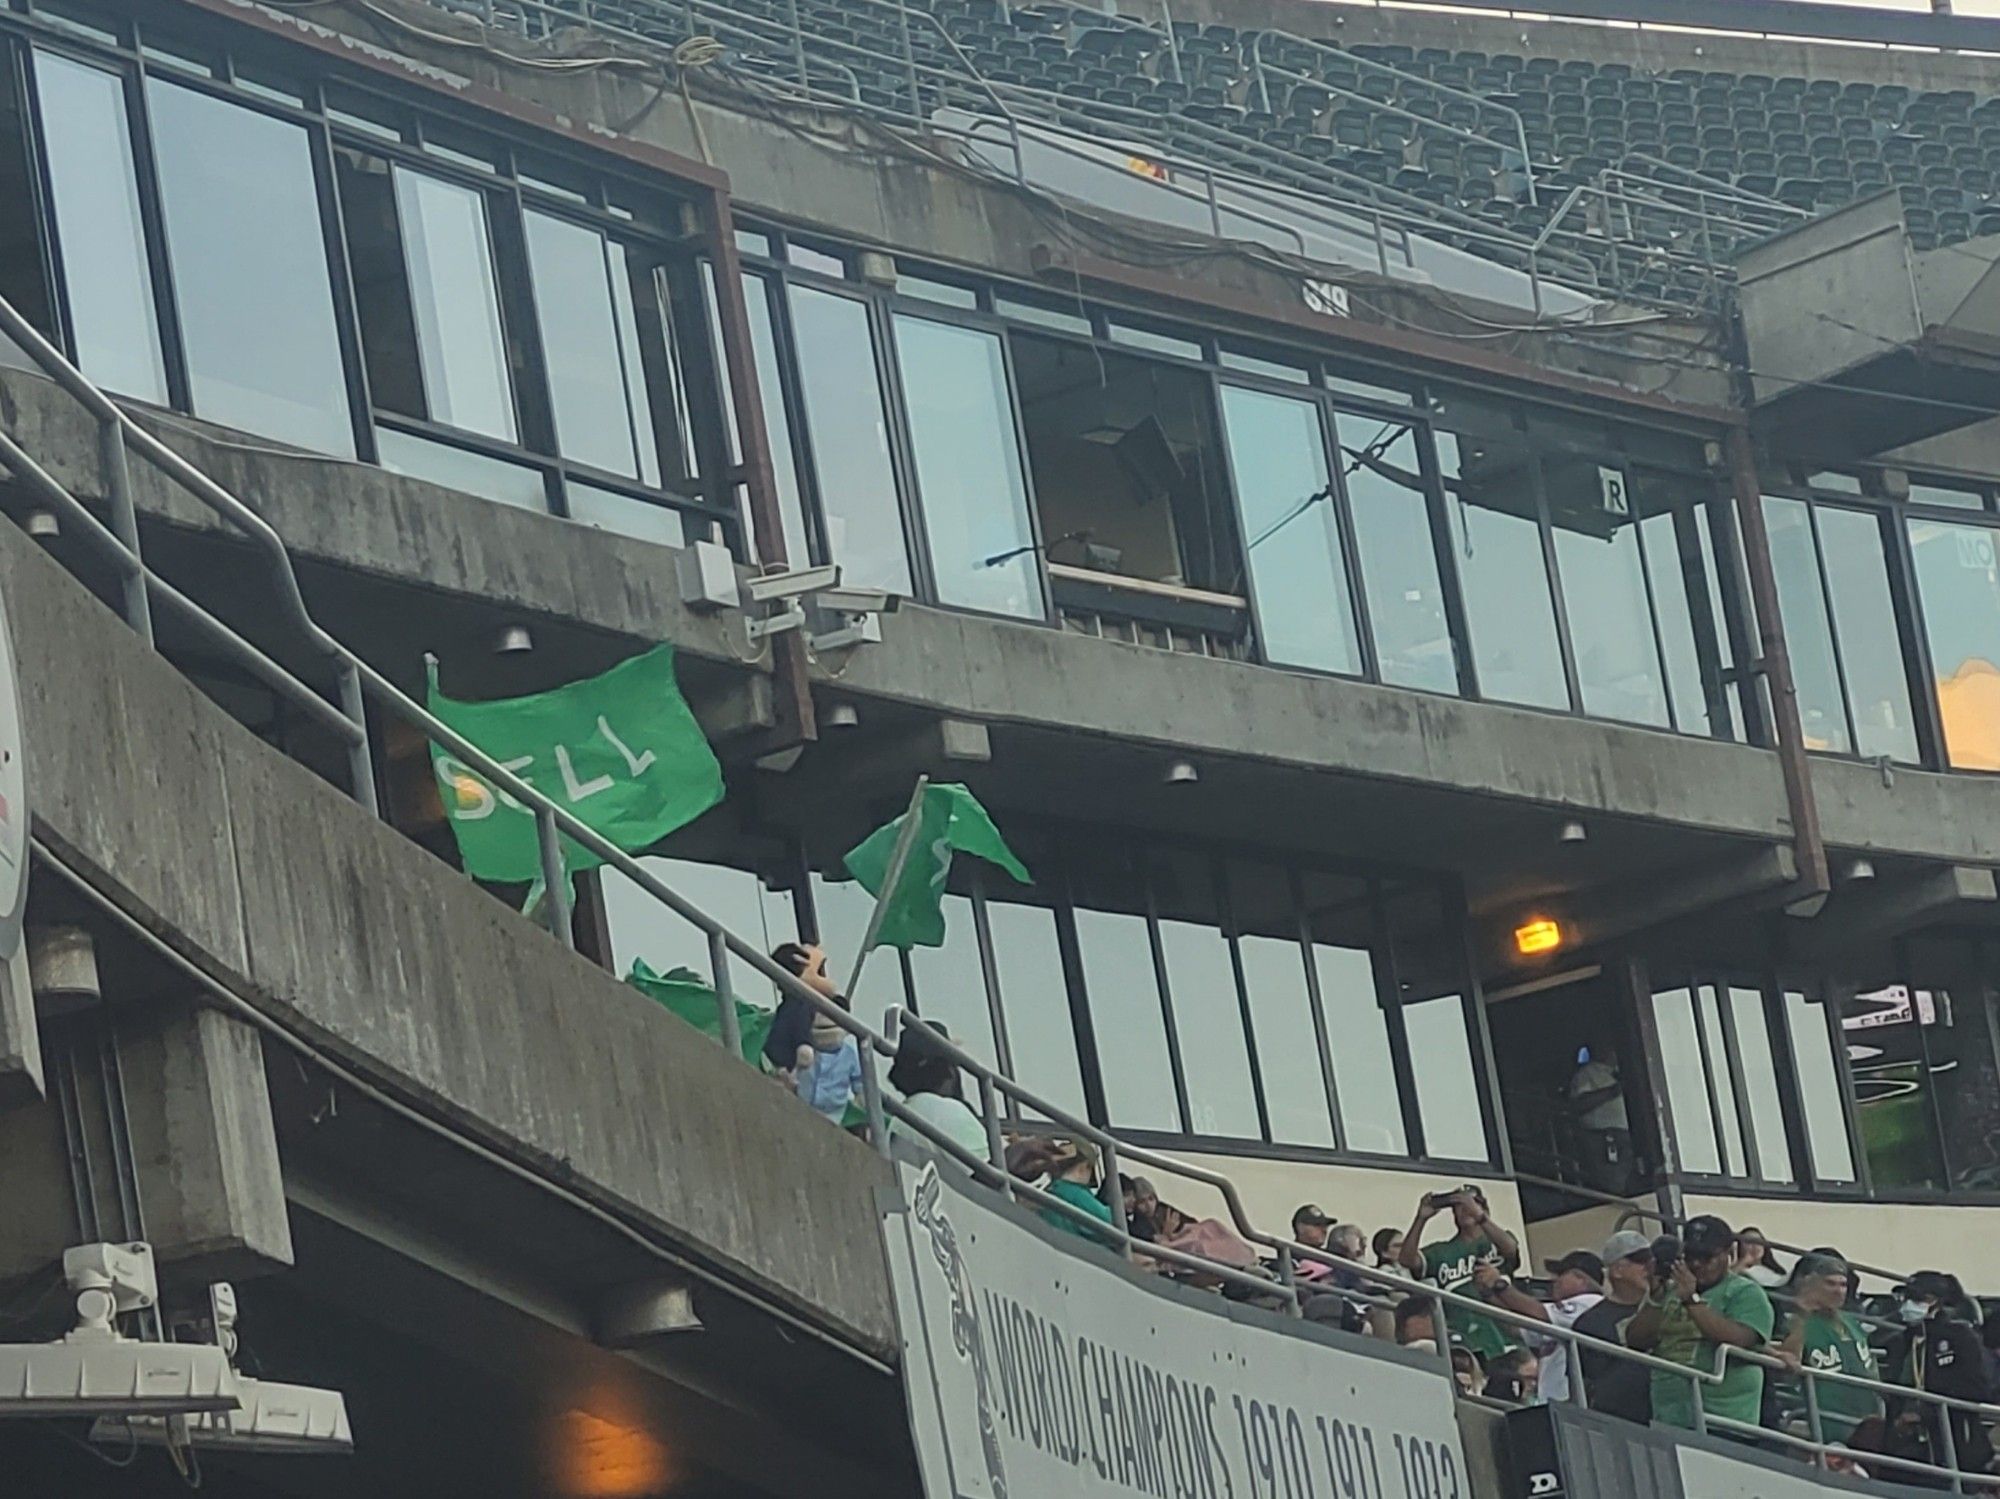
[1733,1228,1788,1288]
[887,1020,988,1159]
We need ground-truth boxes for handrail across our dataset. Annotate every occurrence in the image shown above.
[4,294,1995,1488]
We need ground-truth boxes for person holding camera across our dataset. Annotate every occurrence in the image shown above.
[1398,1185,1522,1361]
[1625,1214,1774,1433]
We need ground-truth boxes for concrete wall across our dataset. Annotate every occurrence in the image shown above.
[1681,1192,2000,1296]
[0,517,899,1353]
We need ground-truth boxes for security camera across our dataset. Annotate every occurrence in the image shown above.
[815,585,899,616]
[93,1376,353,1455]
[742,562,842,605]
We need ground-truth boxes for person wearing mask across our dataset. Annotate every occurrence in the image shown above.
[1399,1186,1522,1362]
[887,1021,988,1160]
[1626,1214,1774,1434]
[1038,1140,1119,1247]
[1372,1227,1406,1274]
[762,942,847,1075]
[1568,1232,1655,1423]
[1478,1250,1604,1404]
[1884,1270,1993,1484]
[1733,1228,1789,1290]
[1776,1253,1881,1443]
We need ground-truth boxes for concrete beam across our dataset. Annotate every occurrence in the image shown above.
[1803,865,2000,955]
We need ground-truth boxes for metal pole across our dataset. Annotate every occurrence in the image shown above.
[707,928,742,1058]
[978,1073,1011,1199]
[843,775,931,1008]
[534,806,574,948]
[1939,1384,1963,1495]
[1804,1368,1828,1470]
[1276,1244,1302,1317]
[336,662,379,817]
[97,420,152,646]
[859,1044,890,1154]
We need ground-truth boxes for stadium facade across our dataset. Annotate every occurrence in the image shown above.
[0,0,1998,1493]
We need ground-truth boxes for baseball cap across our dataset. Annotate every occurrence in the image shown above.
[1544,1250,1605,1283]
[1683,1214,1736,1258]
[1797,1251,1849,1280]
[1601,1230,1653,1264]
[1293,1203,1332,1229]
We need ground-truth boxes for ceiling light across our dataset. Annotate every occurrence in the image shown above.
[1163,759,1198,786]
[23,510,58,539]
[1514,917,1563,957]
[823,702,859,729]
[1558,820,1588,844]
[1846,857,1877,882]
[492,624,534,655]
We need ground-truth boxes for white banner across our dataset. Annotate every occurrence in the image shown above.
[883,1155,1469,1499]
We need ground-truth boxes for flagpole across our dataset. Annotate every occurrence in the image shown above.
[843,773,931,1010]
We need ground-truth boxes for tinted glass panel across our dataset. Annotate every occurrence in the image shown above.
[1340,416,1457,694]
[525,211,657,483]
[1653,987,1723,1175]
[602,857,795,1004]
[1439,430,1568,709]
[1547,456,1670,727]
[810,873,908,1033]
[1763,497,1851,753]
[1157,918,1259,1138]
[893,315,1042,618]
[1640,505,1711,735]
[1074,908,1177,1131]
[1695,983,1746,1175]
[1403,994,1486,1161]
[710,268,810,567]
[1907,518,2000,770]
[1728,986,1793,1184]
[1844,984,1947,1192]
[908,893,998,1069]
[149,80,353,454]
[375,427,546,510]
[565,483,685,546]
[1785,990,1857,1184]
[34,53,165,401]
[0,56,48,368]
[790,288,910,594]
[1238,930,1335,1147]
[1221,385,1361,675]
[394,168,515,441]
[985,897,1087,1122]
[1313,941,1405,1155]
[1817,506,1919,764]
[1923,982,2000,1192]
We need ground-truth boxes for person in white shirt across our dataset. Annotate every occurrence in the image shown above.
[1477,1249,1606,1403]
[1568,1044,1635,1194]
[887,1019,990,1161]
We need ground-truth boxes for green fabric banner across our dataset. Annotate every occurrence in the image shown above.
[428,644,723,884]
[843,783,1029,950]
[625,958,771,1065]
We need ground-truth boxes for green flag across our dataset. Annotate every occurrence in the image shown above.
[843,783,1029,950]
[428,643,723,884]
[625,958,771,1065]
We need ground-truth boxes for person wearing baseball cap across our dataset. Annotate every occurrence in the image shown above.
[1569,1231,1657,1423]
[1476,1249,1605,1402]
[1627,1214,1774,1431]
[1776,1252,1881,1442]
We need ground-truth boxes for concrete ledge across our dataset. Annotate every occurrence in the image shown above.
[0,521,897,1354]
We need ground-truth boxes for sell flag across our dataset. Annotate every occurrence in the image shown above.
[843,783,1029,950]
[428,643,723,884]
[625,958,771,1065]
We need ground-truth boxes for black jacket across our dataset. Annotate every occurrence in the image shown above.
[1884,1318,1993,1483]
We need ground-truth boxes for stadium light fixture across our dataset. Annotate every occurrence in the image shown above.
[1514,917,1563,957]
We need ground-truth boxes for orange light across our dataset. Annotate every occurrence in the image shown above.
[1514,917,1563,957]
[545,1403,673,1498]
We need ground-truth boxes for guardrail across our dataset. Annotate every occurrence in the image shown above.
[2,297,1993,1487]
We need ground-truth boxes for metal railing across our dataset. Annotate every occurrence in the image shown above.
[2,290,1996,1490]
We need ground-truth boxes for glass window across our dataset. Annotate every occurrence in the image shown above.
[1843,983,1948,1192]
[791,288,912,595]
[1763,496,1851,753]
[1221,384,1362,675]
[1907,518,2000,771]
[1696,506,1749,738]
[809,872,908,1034]
[1106,320,1203,361]
[1728,986,1794,1184]
[1546,455,1671,728]
[1817,506,1919,764]
[708,268,810,567]
[0,54,49,368]
[149,79,353,454]
[892,315,1043,619]
[375,426,547,510]
[1074,907,1178,1131]
[1403,994,1486,1161]
[1302,872,1404,1155]
[1339,415,1457,694]
[392,168,515,441]
[1157,917,1260,1139]
[1439,429,1569,710]
[1922,980,2000,1193]
[33,52,165,402]
[1653,986,1723,1175]
[1907,480,1986,511]
[1785,990,1857,1185]
[1238,928,1336,1148]
[1695,983,1747,1175]
[602,857,796,1003]
[524,210,661,484]
[984,896,1087,1122]
[907,892,999,1070]
[1636,490,1720,737]
[565,483,685,547]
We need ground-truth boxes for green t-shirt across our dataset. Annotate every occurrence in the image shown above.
[1789,1309,1882,1439]
[1649,1272,1775,1431]
[1420,1236,1516,1361]
[1041,1179,1117,1245]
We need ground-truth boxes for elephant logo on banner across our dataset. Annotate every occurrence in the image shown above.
[912,1162,1008,1498]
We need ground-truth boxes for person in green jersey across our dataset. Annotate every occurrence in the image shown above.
[1397,1184,1522,1361]
[1777,1253,1882,1442]
[1627,1214,1774,1432]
